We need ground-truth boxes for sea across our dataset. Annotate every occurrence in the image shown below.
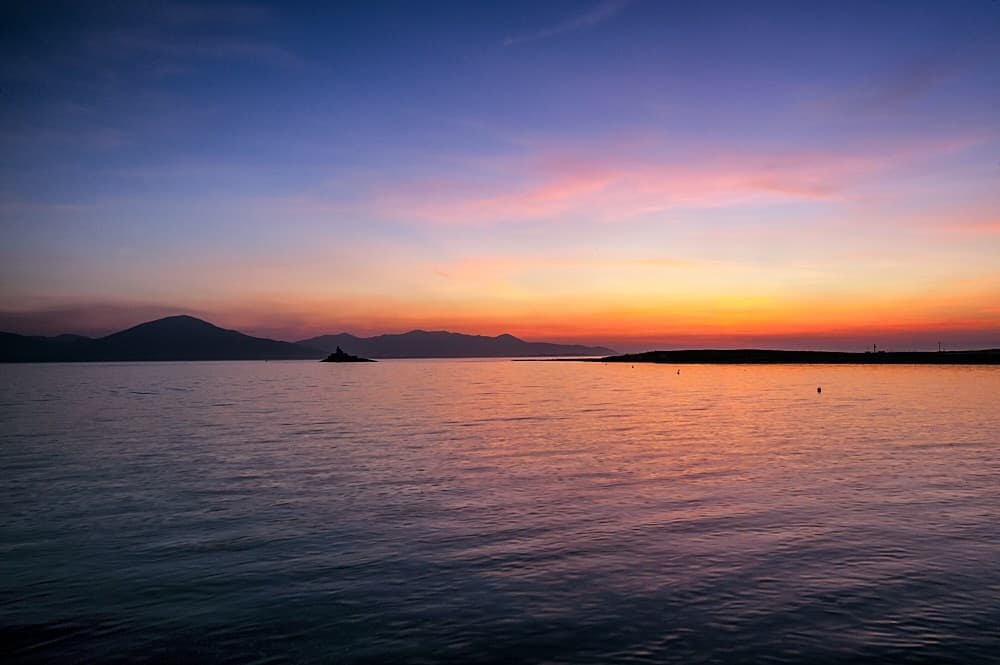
[2,360,998,664]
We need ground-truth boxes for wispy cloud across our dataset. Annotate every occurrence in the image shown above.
[924,218,1000,236]
[149,2,274,26]
[503,0,632,46]
[91,30,306,69]
[0,199,94,217]
[432,255,694,282]
[802,44,989,118]
[271,134,981,227]
[0,126,128,151]
[865,56,951,111]
[362,148,924,226]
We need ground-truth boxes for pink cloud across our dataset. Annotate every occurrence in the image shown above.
[359,137,977,226]
[933,220,1000,235]
[372,162,832,226]
[882,200,1000,236]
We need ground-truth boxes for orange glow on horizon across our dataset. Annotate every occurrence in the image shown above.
[161,278,1000,351]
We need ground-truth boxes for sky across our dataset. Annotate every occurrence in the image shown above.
[2,0,999,351]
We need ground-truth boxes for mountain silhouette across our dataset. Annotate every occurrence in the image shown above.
[0,331,94,362]
[0,316,613,362]
[298,329,615,358]
[0,315,323,362]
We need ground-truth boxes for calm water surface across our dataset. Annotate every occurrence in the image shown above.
[2,360,998,663]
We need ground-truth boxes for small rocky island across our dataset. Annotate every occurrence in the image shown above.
[321,346,376,362]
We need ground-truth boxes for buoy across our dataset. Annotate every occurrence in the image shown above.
[817,387,822,393]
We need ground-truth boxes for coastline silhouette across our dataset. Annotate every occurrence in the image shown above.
[593,349,1000,365]
[2,315,997,364]
[298,329,614,358]
[0,315,611,362]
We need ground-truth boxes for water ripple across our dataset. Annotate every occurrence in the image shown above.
[1,360,998,663]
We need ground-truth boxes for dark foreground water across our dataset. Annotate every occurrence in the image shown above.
[2,360,998,664]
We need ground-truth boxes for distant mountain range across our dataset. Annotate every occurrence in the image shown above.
[0,315,615,362]
[297,330,614,358]
[0,316,322,362]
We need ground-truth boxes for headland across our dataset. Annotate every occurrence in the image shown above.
[591,349,1000,365]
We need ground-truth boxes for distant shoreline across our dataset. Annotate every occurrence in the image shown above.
[0,314,615,363]
[525,349,1000,365]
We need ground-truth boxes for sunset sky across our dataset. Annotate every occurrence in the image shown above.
[3,1,999,351]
